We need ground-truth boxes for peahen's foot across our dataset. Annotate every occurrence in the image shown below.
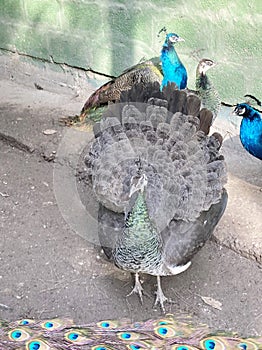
[127,273,144,304]
[154,276,173,312]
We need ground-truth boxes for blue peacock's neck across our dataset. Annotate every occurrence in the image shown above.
[246,108,261,120]
[161,45,181,66]
[160,44,187,89]
[240,114,262,159]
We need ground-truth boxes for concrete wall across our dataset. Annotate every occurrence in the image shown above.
[0,0,261,102]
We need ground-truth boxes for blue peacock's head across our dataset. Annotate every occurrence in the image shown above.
[234,103,252,117]
[165,33,185,45]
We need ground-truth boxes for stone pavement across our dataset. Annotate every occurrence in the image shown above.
[0,79,261,335]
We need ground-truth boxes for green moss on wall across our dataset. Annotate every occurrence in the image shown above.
[0,0,261,102]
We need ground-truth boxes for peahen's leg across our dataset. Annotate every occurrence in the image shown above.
[154,275,169,312]
[127,273,144,303]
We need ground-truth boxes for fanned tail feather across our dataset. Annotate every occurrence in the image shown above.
[1,315,261,349]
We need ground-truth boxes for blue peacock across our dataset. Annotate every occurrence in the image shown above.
[161,32,187,90]
[61,32,188,126]
[234,103,262,160]
[1,314,261,349]
[85,82,227,311]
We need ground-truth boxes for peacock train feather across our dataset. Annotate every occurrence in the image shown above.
[85,81,227,311]
[1,314,261,349]
[234,103,262,160]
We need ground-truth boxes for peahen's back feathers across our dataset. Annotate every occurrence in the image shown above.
[85,82,227,296]
[1,314,261,349]
[87,82,226,233]
[80,61,163,122]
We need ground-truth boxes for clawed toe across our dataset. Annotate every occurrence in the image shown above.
[154,275,174,312]
[126,273,144,304]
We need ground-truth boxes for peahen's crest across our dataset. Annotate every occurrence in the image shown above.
[1,314,261,349]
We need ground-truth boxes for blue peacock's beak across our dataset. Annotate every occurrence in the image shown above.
[176,36,185,42]
[233,105,243,116]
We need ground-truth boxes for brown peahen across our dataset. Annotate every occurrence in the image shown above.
[1,314,261,349]
[195,59,220,122]
[85,82,227,311]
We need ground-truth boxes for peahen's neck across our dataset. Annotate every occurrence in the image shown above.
[113,191,162,274]
[196,70,220,119]
[196,71,208,90]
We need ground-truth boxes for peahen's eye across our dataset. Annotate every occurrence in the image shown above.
[9,328,31,341]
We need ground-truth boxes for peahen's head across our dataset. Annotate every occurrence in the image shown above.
[129,174,148,198]
[164,33,185,46]
[197,58,216,75]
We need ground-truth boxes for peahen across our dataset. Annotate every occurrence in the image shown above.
[234,103,262,160]
[195,58,220,122]
[77,60,163,125]
[161,32,187,90]
[85,82,227,311]
[1,314,261,349]
[62,32,187,126]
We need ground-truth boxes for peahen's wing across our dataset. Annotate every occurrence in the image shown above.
[97,203,125,260]
[160,188,228,274]
[81,61,163,115]
[86,82,226,232]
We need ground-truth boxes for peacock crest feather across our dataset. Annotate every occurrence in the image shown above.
[1,314,261,349]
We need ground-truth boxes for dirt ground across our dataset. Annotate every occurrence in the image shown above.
[0,79,261,336]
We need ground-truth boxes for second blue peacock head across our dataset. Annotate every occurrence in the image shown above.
[234,103,256,119]
[164,33,185,47]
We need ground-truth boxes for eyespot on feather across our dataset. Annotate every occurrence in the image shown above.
[64,330,91,344]
[26,338,50,350]
[9,328,31,341]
